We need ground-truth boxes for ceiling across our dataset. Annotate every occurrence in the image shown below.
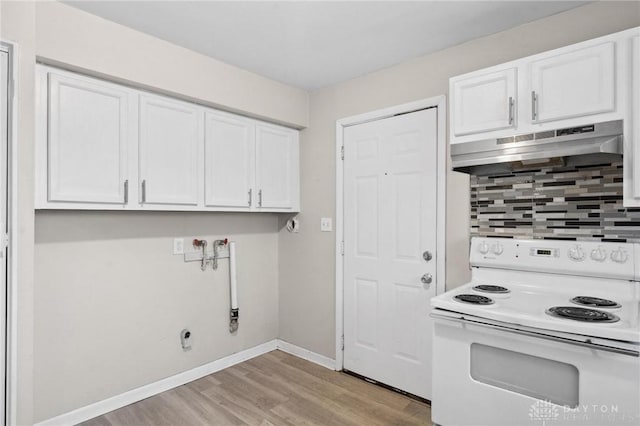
[65,1,589,90]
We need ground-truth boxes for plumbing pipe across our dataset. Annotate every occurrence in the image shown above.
[229,241,239,333]
[193,239,208,270]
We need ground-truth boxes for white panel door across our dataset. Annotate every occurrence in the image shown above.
[452,68,516,136]
[530,42,615,123]
[139,95,201,206]
[204,111,255,209]
[255,123,297,209]
[48,73,129,204]
[0,49,8,425]
[343,108,438,400]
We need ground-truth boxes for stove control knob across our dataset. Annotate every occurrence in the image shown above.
[568,245,585,261]
[590,247,607,262]
[611,248,629,264]
[478,241,490,254]
[491,242,504,255]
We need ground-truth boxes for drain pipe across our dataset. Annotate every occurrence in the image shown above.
[229,241,239,333]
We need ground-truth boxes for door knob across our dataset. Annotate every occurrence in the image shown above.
[423,251,432,262]
[421,273,433,285]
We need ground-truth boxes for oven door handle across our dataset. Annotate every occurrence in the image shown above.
[432,312,640,358]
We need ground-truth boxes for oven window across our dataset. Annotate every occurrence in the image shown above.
[470,343,579,408]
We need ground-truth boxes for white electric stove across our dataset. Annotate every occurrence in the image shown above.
[431,237,640,426]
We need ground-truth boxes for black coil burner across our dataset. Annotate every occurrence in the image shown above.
[454,294,494,305]
[473,285,510,294]
[546,306,620,323]
[571,296,621,309]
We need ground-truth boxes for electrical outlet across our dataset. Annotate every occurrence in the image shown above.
[173,238,184,255]
[321,217,333,232]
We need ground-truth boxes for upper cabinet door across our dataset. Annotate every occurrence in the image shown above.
[204,111,255,209]
[48,73,129,204]
[255,124,299,210]
[530,42,615,123]
[139,95,201,206]
[452,68,517,136]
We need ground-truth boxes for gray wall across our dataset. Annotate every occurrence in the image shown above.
[35,212,280,420]
[278,1,640,359]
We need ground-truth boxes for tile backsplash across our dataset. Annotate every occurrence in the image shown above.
[470,161,640,242]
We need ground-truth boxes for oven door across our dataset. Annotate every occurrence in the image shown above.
[432,314,640,426]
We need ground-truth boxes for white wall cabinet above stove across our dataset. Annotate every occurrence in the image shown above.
[529,42,615,124]
[36,65,300,212]
[450,27,637,145]
[451,67,516,136]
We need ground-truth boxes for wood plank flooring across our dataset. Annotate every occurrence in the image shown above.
[81,350,432,426]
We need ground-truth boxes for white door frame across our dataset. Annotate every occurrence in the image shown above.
[335,96,447,370]
[1,40,19,426]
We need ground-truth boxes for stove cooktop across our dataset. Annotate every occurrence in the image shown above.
[431,278,640,343]
[431,237,640,343]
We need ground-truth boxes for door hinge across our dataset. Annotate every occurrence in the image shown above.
[340,241,344,256]
[2,233,9,248]
[341,335,344,351]
[341,146,344,161]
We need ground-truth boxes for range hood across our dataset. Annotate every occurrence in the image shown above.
[451,120,623,175]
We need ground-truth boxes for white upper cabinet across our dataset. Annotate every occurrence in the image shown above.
[452,68,517,136]
[530,42,615,123]
[450,28,635,145]
[47,72,130,204]
[204,111,255,209]
[139,95,202,206]
[255,123,299,210]
[36,65,300,212]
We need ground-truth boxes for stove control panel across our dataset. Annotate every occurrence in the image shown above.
[470,237,639,280]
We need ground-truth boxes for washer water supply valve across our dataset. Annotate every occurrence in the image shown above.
[192,238,208,270]
[211,238,228,270]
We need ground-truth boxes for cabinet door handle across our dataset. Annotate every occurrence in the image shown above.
[508,96,514,125]
[124,180,129,204]
[531,91,538,121]
[141,179,147,203]
[248,188,252,207]
[258,189,263,207]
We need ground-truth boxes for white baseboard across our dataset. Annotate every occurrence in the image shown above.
[276,339,336,370]
[35,340,278,426]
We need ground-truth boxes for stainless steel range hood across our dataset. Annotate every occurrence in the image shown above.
[451,120,623,175]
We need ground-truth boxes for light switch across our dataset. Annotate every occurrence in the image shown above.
[173,238,184,255]
[320,217,333,232]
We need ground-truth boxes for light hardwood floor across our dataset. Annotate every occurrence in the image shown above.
[81,350,432,426]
